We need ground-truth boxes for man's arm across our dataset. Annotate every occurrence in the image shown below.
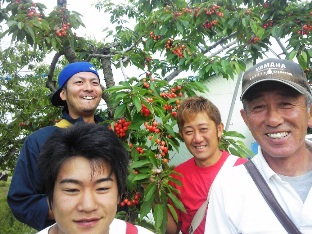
[7,128,56,230]
[166,211,181,234]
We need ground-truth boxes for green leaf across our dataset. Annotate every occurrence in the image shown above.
[288,50,297,60]
[132,173,151,182]
[223,130,245,138]
[114,92,129,102]
[164,123,177,137]
[144,183,157,201]
[221,59,229,74]
[113,104,126,119]
[301,51,308,63]
[140,197,154,219]
[271,26,283,37]
[242,18,247,27]
[149,152,159,167]
[167,204,179,222]
[106,85,129,92]
[132,96,142,112]
[176,22,184,34]
[256,27,265,38]
[297,54,306,68]
[17,22,24,29]
[168,176,182,187]
[154,204,164,230]
[167,192,186,213]
[25,26,35,43]
[180,19,189,28]
[7,20,17,27]
[250,19,258,34]
[130,160,151,168]
[228,146,240,156]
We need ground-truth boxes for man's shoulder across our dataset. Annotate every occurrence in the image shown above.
[218,160,250,181]
[25,126,59,145]
[29,126,58,137]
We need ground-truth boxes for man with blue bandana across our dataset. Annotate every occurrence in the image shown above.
[7,61,104,230]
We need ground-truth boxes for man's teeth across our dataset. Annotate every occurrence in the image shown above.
[195,145,206,149]
[83,96,95,100]
[267,132,288,139]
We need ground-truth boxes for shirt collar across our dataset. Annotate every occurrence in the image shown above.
[61,111,104,124]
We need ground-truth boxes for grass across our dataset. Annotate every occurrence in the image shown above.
[0,180,37,234]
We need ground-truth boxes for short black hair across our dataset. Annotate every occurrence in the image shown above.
[38,123,129,207]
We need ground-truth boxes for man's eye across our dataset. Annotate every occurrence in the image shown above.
[279,102,292,108]
[97,187,109,193]
[252,105,265,111]
[64,189,79,193]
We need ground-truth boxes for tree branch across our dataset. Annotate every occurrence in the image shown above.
[274,36,288,57]
[165,68,182,82]
[202,32,237,54]
[119,57,130,80]
[46,52,63,92]
[206,40,238,58]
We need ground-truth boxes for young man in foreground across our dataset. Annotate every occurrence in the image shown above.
[37,123,153,234]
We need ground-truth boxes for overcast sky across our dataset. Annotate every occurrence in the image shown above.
[40,0,110,40]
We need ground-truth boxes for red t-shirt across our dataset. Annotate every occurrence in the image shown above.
[169,151,247,234]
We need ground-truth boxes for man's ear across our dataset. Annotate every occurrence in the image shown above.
[240,109,249,127]
[217,122,224,139]
[308,104,312,129]
[60,88,66,101]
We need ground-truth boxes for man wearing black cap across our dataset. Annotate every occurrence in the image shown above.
[7,61,104,230]
[204,58,312,233]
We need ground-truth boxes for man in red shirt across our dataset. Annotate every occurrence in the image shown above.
[166,96,247,234]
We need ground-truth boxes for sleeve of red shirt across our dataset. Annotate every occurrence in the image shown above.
[234,157,248,166]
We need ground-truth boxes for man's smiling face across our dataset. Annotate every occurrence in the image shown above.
[241,82,312,160]
[51,157,118,234]
[60,72,102,119]
[180,111,223,167]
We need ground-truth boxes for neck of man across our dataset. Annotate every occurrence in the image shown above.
[67,110,96,123]
[263,149,312,176]
[81,115,96,123]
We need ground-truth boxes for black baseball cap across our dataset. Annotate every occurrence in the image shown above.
[240,58,311,100]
